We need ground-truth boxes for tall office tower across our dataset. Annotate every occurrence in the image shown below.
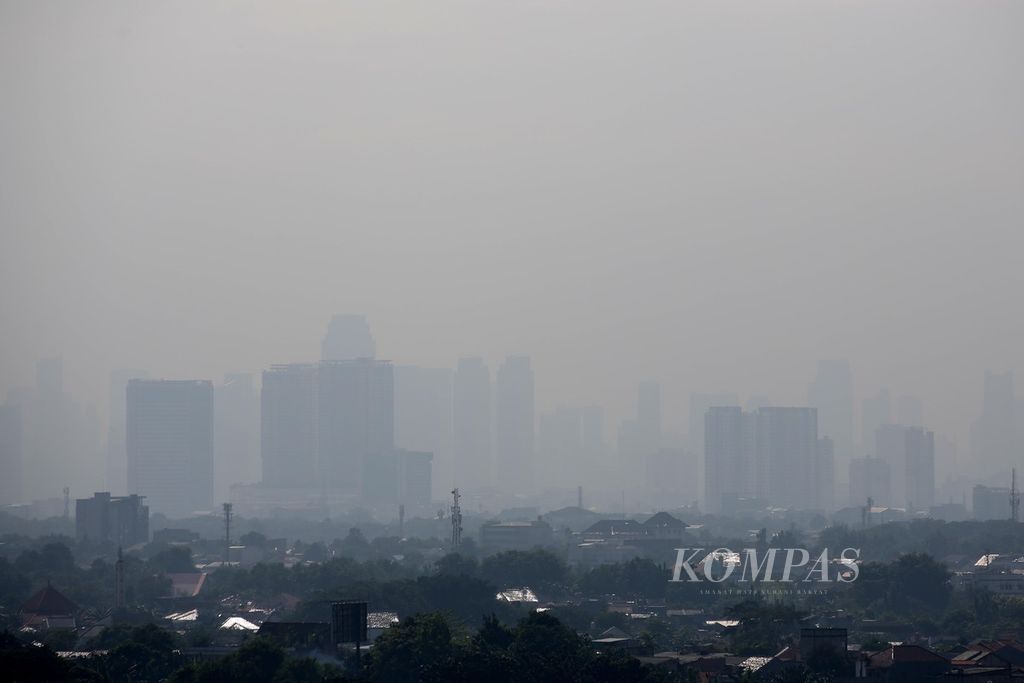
[816,437,836,512]
[904,428,935,511]
[21,356,102,501]
[876,424,935,511]
[495,355,535,495]
[394,365,453,499]
[321,314,376,361]
[704,407,756,513]
[317,359,394,495]
[757,407,819,510]
[127,380,214,517]
[689,393,740,461]
[453,357,492,491]
[849,457,891,508]
[214,373,260,501]
[861,388,891,454]
[689,392,739,503]
[538,406,582,487]
[807,360,854,463]
[971,371,1017,477]
[0,405,22,505]
[261,364,318,488]
[107,369,148,495]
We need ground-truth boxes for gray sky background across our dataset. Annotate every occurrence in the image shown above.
[2,1,1022,449]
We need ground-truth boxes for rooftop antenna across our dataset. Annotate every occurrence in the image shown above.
[223,502,233,565]
[863,496,874,528]
[450,489,463,549]
[1011,468,1021,523]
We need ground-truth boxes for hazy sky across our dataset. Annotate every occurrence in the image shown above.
[2,1,1022,447]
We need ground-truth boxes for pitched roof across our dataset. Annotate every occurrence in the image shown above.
[21,585,78,616]
[869,644,948,667]
[584,519,644,535]
[643,512,687,529]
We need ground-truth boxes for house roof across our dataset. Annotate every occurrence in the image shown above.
[643,512,687,529]
[21,584,78,616]
[869,644,948,667]
[584,519,644,535]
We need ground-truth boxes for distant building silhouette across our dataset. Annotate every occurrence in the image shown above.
[538,406,582,488]
[321,314,376,361]
[704,406,827,512]
[876,424,935,511]
[808,360,854,464]
[75,491,149,546]
[861,388,891,455]
[757,407,820,510]
[0,404,22,505]
[214,373,260,501]
[971,371,1017,478]
[394,365,452,499]
[495,356,535,495]
[704,406,755,514]
[107,369,149,495]
[452,357,492,492]
[849,457,891,508]
[317,359,394,495]
[127,379,214,517]
[261,364,318,489]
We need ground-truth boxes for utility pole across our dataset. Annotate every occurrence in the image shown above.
[223,502,233,565]
[450,489,462,549]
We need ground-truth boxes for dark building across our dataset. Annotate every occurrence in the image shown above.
[127,379,214,517]
[75,492,149,546]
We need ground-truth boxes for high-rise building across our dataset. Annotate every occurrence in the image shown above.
[861,388,891,454]
[538,406,582,487]
[581,406,606,464]
[261,364,318,489]
[973,484,1011,521]
[808,360,854,463]
[127,380,214,518]
[107,369,148,495]
[0,405,22,505]
[757,407,819,510]
[704,406,829,512]
[75,492,149,546]
[876,424,935,511]
[704,407,756,513]
[317,359,394,494]
[495,356,535,495]
[394,365,452,498]
[816,437,836,511]
[452,357,492,491]
[849,457,891,508]
[321,314,376,361]
[971,371,1017,478]
[215,373,260,501]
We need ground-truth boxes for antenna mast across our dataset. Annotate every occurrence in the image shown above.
[223,502,233,565]
[450,488,463,549]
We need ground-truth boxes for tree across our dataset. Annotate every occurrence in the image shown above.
[366,613,455,683]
